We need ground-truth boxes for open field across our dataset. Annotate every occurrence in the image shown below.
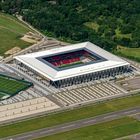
[36,117,140,140]
[0,94,140,138]
[0,74,32,100]
[116,46,140,62]
[0,13,32,56]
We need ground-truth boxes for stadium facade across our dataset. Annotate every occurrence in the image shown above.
[14,42,130,88]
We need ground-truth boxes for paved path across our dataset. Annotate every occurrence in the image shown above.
[0,97,60,123]
[115,132,140,140]
[1,106,140,140]
[16,15,45,37]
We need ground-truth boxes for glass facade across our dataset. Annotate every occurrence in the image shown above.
[50,65,131,88]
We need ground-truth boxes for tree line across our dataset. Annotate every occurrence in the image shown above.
[0,0,140,52]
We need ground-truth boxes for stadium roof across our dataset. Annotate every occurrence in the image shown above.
[14,42,130,81]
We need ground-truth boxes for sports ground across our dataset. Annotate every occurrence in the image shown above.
[0,74,33,100]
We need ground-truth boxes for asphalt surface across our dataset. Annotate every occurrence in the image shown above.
[115,132,140,140]
[1,106,140,140]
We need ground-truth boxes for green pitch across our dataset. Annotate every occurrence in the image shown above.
[59,61,83,68]
[0,74,33,100]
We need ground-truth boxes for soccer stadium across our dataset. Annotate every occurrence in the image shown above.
[14,42,130,88]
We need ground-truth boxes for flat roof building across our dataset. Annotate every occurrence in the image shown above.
[14,42,130,88]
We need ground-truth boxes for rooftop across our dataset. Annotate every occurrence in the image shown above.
[14,42,129,81]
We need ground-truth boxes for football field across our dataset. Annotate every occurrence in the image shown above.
[0,74,33,100]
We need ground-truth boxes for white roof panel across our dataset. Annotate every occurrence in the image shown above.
[14,42,130,81]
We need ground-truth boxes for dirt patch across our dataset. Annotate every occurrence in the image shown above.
[21,32,41,43]
[5,47,21,55]
[0,56,3,61]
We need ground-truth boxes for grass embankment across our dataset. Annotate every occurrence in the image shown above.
[36,117,140,140]
[0,94,140,138]
[115,45,140,62]
[0,13,32,56]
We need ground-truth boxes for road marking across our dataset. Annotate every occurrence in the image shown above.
[83,119,96,124]
[103,114,117,119]
[39,129,54,134]
[17,134,32,139]
[61,124,75,129]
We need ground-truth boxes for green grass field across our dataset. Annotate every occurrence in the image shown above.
[36,117,140,140]
[0,74,32,100]
[59,61,83,68]
[115,45,140,62]
[0,93,140,138]
[0,13,32,56]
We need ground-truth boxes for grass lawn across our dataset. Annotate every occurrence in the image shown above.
[116,45,140,62]
[36,117,140,140]
[0,13,30,34]
[0,74,32,98]
[0,93,140,138]
[0,13,32,56]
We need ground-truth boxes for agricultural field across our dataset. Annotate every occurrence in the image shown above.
[36,117,140,140]
[0,74,33,100]
[0,93,140,138]
[0,13,33,56]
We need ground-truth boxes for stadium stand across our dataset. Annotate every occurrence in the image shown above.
[43,49,100,68]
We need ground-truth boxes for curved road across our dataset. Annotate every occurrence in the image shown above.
[1,106,140,140]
